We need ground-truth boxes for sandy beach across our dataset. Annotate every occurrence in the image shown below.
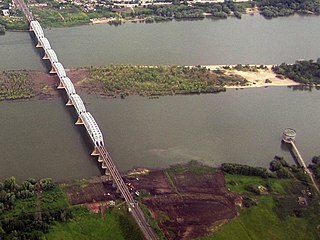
[203,65,300,88]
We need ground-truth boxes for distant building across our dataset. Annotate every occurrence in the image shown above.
[2,9,9,16]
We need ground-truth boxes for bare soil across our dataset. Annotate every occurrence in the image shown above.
[63,176,118,205]
[129,171,241,240]
[64,170,241,240]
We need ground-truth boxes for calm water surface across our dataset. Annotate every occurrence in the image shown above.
[1,15,320,180]
[1,14,320,70]
[1,87,320,181]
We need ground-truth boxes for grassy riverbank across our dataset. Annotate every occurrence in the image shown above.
[0,158,319,239]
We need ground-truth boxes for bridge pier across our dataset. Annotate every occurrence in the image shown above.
[49,67,56,74]
[75,117,83,125]
[98,155,103,162]
[36,42,42,48]
[57,82,65,90]
[66,99,73,106]
[91,146,100,156]
[42,53,49,60]
[102,161,107,169]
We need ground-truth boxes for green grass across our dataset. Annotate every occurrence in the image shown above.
[41,185,69,210]
[0,197,36,219]
[140,203,166,240]
[167,160,215,175]
[224,173,289,195]
[200,174,320,240]
[201,196,320,240]
[32,7,90,28]
[45,207,143,240]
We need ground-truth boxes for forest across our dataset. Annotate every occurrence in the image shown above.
[256,0,320,18]
[272,59,320,84]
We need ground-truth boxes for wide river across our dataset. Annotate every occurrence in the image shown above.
[1,14,320,181]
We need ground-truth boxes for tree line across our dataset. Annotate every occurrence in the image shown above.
[272,59,320,85]
[0,176,73,239]
[256,0,320,18]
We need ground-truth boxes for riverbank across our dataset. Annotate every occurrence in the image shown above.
[0,64,301,101]
[1,159,319,239]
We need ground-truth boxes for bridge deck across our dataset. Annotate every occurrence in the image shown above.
[97,146,158,240]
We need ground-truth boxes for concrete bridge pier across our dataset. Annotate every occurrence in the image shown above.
[42,52,49,60]
[102,161,107,169]
[49,67,57,74]
[75,117,83,125]
[36,42,42,48]
[98,155,103,163]
[91,146,100,156]
[57,82,65,90]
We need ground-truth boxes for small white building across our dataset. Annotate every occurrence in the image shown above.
[2,9,9,16]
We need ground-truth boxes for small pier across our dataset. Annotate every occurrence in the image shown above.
[282,129,320,195]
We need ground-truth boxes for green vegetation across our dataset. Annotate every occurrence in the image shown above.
[140,203,166,240]
[46,207,144,240]
[272,59,320,85]
[232,64,268,72]
[31,6,92,28]
[221,162,272,178]
[202,195,320,240]
[0,71,35,100]
[202,158,320,240]
[126,2,249,21]
[86,65,248,97]
[0,176,144,239]
[0,177,72,239]
[256,0,320,18]
[167,160,215,175]
[310,155,320,181]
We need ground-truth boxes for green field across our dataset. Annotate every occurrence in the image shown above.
[46,207,143,240]
[200,174,320,240]
[202,196,319,240]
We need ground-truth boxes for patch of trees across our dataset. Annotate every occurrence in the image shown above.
[310,155,320,181]
[0,177,71,239]
[272,59,320,85]
[140,2,247,20]
[0,177,54,213]
[269,156,293,179]
[0,208,73,239]
[256,0,320,18]
[221,163,271,178]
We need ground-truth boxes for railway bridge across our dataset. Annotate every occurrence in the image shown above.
[15,2,158,239]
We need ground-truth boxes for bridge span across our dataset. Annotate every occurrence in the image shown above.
[15,1,158,238]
